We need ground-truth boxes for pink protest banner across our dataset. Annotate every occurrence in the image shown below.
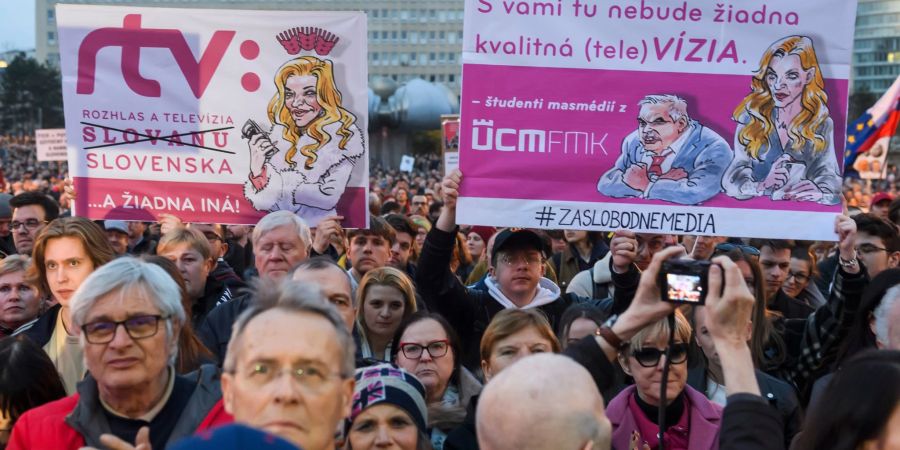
[457,0,857,240]
[57,5,369,227]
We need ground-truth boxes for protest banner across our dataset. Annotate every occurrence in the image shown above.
[57,5,368,227]
[400,155,415,172]
[35,129,68,162]
[456,0,857,240]
[442,114,460,174]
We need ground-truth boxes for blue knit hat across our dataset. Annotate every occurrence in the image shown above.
[346,363,428,434]
[169,424,300,450]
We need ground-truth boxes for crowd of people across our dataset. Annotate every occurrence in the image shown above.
[0,147,897,450]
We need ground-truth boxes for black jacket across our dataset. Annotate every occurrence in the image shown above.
[720,394,786,449]
[191,260,247,329]
[128,236,157,256]
[769,289,815,320]
[416,227,607,369]
[443,395,479,450]
[18,303,62,347]
[688,365,802,447]
[196,294,251,364]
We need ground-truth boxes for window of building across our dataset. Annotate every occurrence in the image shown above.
[410,52,418,65]
[430,75,436,82]
[47,31,56,45]
[449,74,456,83]
[47,9,55,21]
[430,52,436,61]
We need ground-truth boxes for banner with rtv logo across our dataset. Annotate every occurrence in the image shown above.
[57,5,368,227]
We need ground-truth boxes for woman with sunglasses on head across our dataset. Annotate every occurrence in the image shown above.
[393,312,482,450]
[607,309,723,450]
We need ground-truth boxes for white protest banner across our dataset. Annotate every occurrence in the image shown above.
[457,0,857,240]
[57,5,368,227]
[35,129,68,161]
[400,155,415,172]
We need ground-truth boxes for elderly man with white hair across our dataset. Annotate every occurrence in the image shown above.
[875,284,900,349]
[198,210,312,361]
[7,258,228,450]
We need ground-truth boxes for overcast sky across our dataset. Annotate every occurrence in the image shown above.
[0,0,36,52]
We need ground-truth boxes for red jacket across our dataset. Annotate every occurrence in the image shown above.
[7,366,233,450]
[7,395,231,450]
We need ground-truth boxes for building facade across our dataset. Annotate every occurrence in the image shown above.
[854,0,900,95]
[35,0,463,93]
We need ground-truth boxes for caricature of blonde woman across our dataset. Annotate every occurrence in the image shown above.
[244,56,366,224]
[723,36,841,205]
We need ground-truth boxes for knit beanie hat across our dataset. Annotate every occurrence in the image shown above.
[347,363,428,434]
[467,226,496,244]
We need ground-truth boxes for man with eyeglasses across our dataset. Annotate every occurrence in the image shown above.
[220,279,355,450]
[7,258,229,450]
[9,192,60,256]
[410,194,429,217]
[597,94,731,205]
[418,169,603,369]
[851,213,900,279]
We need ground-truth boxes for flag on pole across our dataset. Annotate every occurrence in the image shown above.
[845,75,900,170]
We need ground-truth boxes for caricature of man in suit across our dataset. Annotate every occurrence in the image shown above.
[598,95,732,205]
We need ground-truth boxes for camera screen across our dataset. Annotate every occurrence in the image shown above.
[666,273,703,303]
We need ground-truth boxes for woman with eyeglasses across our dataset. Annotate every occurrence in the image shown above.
[444,309,560,450]
[392,312,482,450]
[18,217,115,394]
[782,246,826,308]
[7,258,229,450]
[607,310,723,450]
